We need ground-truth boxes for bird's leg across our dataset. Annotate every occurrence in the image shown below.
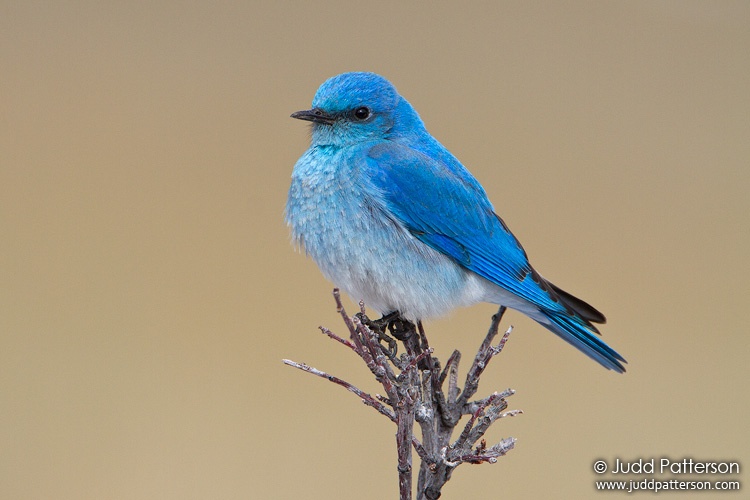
[356,311,424,367]
[359,310,401,332]
[388,317,433,372]
[356,311,401,362]
[387,316,417,342]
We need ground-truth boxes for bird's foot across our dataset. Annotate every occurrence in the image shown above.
[359,310,416,338]
[386,316,417,342]
[356,311,414,362]
[358,310,400,333]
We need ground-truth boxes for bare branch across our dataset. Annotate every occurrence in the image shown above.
[459,306,508,407]
[284,290,520,500]
[282,359,396,421]
[318,325,357,352]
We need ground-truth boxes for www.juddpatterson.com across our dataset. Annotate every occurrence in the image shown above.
[595,478,740,493]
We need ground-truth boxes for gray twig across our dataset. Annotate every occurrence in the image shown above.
[284,289,520,499]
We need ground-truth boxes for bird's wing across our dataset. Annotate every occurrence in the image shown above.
[366,141,626,372]
[366,141,554,311]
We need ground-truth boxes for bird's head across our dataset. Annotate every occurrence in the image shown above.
[291,72,424,147]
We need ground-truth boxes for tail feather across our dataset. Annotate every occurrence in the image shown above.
[540,311,626,372]
[548,282,607,326]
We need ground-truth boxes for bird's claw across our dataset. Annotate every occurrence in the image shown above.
[356,311,404,362]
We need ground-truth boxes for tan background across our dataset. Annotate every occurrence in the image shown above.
[2,1,748,498]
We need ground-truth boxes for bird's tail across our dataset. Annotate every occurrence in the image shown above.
[526,280,626,372]
[537,308,627,372]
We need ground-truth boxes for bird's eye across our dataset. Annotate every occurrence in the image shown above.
[353,107,371,120]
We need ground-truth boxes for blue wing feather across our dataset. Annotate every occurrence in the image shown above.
[368,142,544,306]
[367,142,626,372]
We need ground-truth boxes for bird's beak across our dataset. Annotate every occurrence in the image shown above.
[290,108,335,125]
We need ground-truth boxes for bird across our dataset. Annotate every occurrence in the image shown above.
[285,72,626,372]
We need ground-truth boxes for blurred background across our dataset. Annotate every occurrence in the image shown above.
[2,1,748,498]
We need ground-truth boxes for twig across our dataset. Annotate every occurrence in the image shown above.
[282,359,396,421]
[318,326,357,352]
[459,307,509,408]
[284,290,520,499]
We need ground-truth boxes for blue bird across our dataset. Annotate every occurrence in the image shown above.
[286,72,626,372]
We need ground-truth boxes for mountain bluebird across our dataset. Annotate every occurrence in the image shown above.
[286,72,626,372]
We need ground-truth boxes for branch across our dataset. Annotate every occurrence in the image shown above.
[282,359,396,421]
[284,289,521,499]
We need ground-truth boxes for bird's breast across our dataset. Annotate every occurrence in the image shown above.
[286,146,395,274]
[285,145,487,320]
